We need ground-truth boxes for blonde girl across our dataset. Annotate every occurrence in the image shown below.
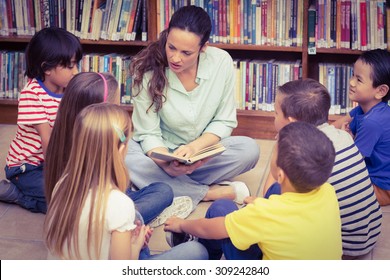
[45,103,207,260]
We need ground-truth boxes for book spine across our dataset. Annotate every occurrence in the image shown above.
[125,0,137,41]
[100,0,113,39]
[308,3,316,54]
[141,0,147,41]
[131,0,142,40]
[334,64,341,114]
[360,0,367,50]
[340,65,347,114]
[213,0,219,43]
[116,0,130,40]
[327,64,336,115]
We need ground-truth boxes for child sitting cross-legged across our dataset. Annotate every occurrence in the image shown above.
[164,121,342,260]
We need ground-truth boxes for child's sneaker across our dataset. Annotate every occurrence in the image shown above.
[165,231,198,247]
[148,196,193,228]
[0,180,19,203]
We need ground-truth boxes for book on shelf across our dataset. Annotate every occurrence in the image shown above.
[130,0,143,41]
[124,0,138,41]
[307,2,316,54]
[150,143,226,165]
[100,0,113,39]
[116,0,131,40]
[141,0,147,41]
[107,0,123,40]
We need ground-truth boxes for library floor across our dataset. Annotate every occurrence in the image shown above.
[0,123,390,260]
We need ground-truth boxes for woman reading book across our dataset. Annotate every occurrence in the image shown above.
[125,5,259,209]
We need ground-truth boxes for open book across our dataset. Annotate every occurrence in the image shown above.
[150,143,226,165]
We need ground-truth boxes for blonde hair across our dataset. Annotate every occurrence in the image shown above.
[44,103,131,259]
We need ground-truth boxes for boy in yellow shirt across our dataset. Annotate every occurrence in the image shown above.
[164,122,342,260]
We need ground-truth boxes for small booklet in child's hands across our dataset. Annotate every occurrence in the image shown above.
[150,143,226,165]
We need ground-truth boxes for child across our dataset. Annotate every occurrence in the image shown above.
[165,122,342,260]
[262,78,382,258]
[333,49,390,206]
[45,72,192,226]
[45,103,208,260]
[0,27,82,213]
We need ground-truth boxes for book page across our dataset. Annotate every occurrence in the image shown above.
[150,143,226,165]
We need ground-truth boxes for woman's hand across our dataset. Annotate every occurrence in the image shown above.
[163,159,207,177]
[174,144,196,158]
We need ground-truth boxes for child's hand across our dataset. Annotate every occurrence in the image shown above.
[143,226,153,248]
[244,196,257,204]
[341,122,354,138]
[131,222,148,252]
[164,216,184,233]
[134,220,153,248]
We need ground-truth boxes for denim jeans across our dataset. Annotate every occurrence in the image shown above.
[135,211,208,260]
[199,199,263,260]
[126,182,174,225]
[126,136,260,208]
[264,182,282,198]
[5,164,47,213]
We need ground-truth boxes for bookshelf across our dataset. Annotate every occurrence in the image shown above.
[0,0,387,140]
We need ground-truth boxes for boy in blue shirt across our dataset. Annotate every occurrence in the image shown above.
[333,49,390,206]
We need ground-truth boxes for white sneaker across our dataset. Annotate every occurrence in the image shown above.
[218,181,250,204]
[148,196,193,228]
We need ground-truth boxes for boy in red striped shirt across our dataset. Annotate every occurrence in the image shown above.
[0,27,82,213]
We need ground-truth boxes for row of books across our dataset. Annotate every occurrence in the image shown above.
[0,50,133,104]
[0,0,148,42]
[0,50,356,116]
[233,59,303,111]
[0,51,28,100]
[157,0,304,46]
[318,62,355,115]
[308,0,389,54]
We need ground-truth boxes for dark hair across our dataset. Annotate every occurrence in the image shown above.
[277,122,335,193]
[25,27,83,81]
[130,5,212,112]
[358,49,390,102]
[277,78,331,126]
[45,72,118,202]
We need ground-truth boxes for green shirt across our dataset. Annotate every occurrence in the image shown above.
[132,46,237,153]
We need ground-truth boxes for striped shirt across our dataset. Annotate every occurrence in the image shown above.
[320,123,382,257]
[6,79,62,167]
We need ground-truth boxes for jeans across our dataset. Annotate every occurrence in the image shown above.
[199,199,263,260]
[135,211,208,260]
[264,182,281,198]
[126,182,174,225]
[5,164,47,213]
[126,136,260,208]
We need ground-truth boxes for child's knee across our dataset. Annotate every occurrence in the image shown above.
[206,199,238,218]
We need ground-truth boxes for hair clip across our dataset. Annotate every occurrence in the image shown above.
[113,125,126,143]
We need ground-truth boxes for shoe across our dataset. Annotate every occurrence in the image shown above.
[148,196,193,228]
[165,231,198,247]
[0,180,19,203]
[218,181,250,204]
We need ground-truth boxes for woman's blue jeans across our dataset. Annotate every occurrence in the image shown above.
[126,182,174,225]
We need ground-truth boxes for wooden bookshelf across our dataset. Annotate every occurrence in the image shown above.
[0,0,383,139]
